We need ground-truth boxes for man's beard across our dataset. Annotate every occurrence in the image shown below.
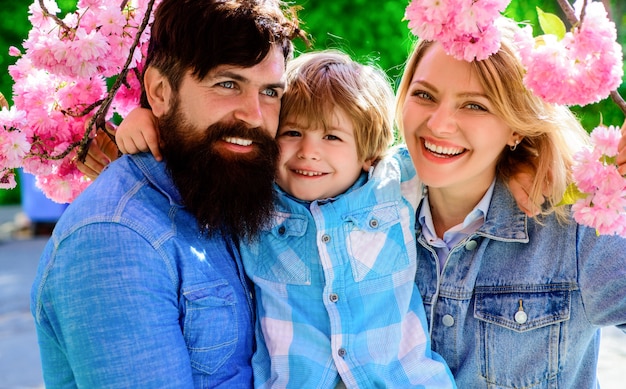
[158,103,279,242]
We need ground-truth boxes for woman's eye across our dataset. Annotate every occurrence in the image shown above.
[466,103,487,111]
[413,90,433,101]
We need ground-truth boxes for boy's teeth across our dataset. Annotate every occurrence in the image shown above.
[295,169,322,176]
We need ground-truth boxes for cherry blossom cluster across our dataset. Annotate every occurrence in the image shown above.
[0,0,157,202]
[514,0,623,106]
[570,125,626,237]
[404,0,511,61]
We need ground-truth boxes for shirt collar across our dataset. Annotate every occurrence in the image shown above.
[418,178,496,242]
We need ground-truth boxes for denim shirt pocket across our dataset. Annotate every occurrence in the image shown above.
[252,213,311,285]
[473,284,573,387]
[343,202,410,281]
[182,280,238,374]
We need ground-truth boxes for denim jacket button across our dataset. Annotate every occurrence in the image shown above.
[515,310,528,324]
[442,314,455,327]
[464,240,477,250]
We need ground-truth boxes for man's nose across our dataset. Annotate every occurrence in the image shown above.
[233,93,264,128]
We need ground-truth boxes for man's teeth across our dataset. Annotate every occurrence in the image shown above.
[223,137,253,146]
[295,169,323,176]
[424,140,463,156]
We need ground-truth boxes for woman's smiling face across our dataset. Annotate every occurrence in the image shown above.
[401,42,517,194]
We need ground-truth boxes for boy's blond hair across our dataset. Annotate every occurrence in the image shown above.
[280,50,395,163]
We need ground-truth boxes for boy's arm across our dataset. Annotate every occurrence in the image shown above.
[116,107,162,161]
[75,107,162,179]
[511,120,626,216]
[76,123,120,180]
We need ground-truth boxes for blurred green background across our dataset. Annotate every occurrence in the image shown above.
[1,0,625,204]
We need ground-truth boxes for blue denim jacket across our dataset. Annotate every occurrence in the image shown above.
[416,178,626,388]
[31,153,255,388]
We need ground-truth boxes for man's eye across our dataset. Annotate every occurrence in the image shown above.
[262,88,279,97]
[219,81,235,89]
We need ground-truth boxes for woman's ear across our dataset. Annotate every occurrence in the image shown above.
[143,67,171,118]
[508,132,524,149]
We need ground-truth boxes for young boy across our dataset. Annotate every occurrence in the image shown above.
[115,50,455,388]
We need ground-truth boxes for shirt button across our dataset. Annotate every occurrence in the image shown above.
[442,314,455,327]
[369,219,379,228]
[329,293,339,303]
[515,310,528,324]
[278,226,286,235]
[321,234,331,243]
[338,348,347,357]
[464,240,477,250]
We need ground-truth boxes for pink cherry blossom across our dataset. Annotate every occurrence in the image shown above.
[405,0,510,61]
[1,0,156,202]
[518,1,623,106]
[570,125,626,237]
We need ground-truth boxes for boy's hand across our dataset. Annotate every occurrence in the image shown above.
[618,120,626,176]
[509,163,548,217]
[76,123,119,180]
[116,107,162,161]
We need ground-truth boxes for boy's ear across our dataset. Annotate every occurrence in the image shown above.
[362,158,375,172]
[144,67,171,118]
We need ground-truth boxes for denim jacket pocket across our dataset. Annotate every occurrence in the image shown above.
[183,281,238,375]
[343,202,411,281]
[250,212,311,285]
[473,284,573,387]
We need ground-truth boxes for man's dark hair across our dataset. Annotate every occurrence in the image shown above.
[140,0,306,105]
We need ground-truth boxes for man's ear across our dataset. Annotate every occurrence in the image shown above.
[144,67,171,117]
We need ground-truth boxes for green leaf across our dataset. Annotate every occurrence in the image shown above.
[536,7,567,40]
[558,183,587,206]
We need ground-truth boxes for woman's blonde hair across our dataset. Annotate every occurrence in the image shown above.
[395,18,590,222]
[280,50,395,163]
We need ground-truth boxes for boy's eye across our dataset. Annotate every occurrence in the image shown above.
[324,134,341,141]
[279,129,302,137]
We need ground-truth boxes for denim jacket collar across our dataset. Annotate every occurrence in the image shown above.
[478,178,529,242]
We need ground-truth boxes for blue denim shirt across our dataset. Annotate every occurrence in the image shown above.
[31,153,255,388]
[416,178,626,388]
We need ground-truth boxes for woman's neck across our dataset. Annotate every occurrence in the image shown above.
[427,182,491,238]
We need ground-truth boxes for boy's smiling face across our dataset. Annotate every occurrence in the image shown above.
[275,107,372,201]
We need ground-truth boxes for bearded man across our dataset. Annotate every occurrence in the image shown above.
[30,0,304,387]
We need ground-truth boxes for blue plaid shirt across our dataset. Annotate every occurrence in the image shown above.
[241,147,455,388]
